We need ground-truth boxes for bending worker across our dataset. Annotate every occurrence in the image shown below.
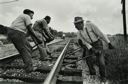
[33,16,54,61]
[7,9,42,73]
[73,16,114,83]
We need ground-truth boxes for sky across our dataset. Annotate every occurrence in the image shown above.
[0,0,128,35]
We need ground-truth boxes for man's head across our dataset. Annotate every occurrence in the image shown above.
[44,16,51,24]
[74,17,84,30]
[23,9,34,19]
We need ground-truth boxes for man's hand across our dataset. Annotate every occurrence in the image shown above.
[26,24,42,44]
[89,47,99,54]
[89,48,96,54]
[108,43,114,49]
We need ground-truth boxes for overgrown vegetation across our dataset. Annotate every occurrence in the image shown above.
[103,35,128,84]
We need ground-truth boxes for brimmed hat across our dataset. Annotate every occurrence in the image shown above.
[74,17,84,24]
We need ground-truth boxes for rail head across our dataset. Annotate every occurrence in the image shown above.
[32,39,63,50]
[43,40,71,84]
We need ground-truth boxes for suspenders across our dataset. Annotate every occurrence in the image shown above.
[85,28,93,43]
[79,31,90,44]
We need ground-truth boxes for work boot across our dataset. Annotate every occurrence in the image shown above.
[25,66,37,73]
[47,50,54,59]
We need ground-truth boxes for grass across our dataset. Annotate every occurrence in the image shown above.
[103,35,128,84]
[81,35,128,84]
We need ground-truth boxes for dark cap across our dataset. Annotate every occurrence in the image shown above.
[23,9,34,14]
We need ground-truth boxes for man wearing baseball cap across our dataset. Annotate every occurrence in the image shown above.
[74,16,114,83]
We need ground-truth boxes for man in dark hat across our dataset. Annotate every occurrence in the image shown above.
[74,16,114,83]
[33,16,54,61]
[7,9,42,73]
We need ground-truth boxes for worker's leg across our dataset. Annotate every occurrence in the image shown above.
[44,42,52,56]
[93,40,106,80]
[34,31,48,60]
[83,48,96,75]
[7,29,33,72]
[37,43,48,60]
[46,44,51,54]
[25,37,33,55]
[96,52,106,79]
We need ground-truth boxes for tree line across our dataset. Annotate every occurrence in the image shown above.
[49,27,77,38]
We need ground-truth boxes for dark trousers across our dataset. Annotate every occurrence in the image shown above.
[7,29,33,71]
[83,39,105,78]
[33,31,48,60]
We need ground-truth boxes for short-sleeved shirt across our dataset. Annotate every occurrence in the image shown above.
[10,14,32,34]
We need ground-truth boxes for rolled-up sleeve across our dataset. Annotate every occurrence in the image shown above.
[77,32,92,49]
[24,15,32,26]
[83,42,92,49]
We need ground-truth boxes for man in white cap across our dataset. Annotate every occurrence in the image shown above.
[74,16,114,83]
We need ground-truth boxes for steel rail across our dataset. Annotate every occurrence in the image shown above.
[32,39,64,50]
[43,40,70,84]
[65,47,81,57]
[0,53,18,60]
[0,39,63,61]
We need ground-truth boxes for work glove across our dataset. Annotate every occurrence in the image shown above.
[108,43,114,49]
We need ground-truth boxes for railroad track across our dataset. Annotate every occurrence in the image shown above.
[0,39,83,84]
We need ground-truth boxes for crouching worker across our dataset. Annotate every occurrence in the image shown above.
[73,16,114,83]
[33,16,54,61]
[7,9,42,73]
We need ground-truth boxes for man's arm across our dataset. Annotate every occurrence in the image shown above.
[77,32,92,49]
[40,20,54,40]
[83,41,92,49]
[90,22,114,49]
[43,28,54,39]
[90,22,110,44]
[26,24,42,44]
[47,27,54,38]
